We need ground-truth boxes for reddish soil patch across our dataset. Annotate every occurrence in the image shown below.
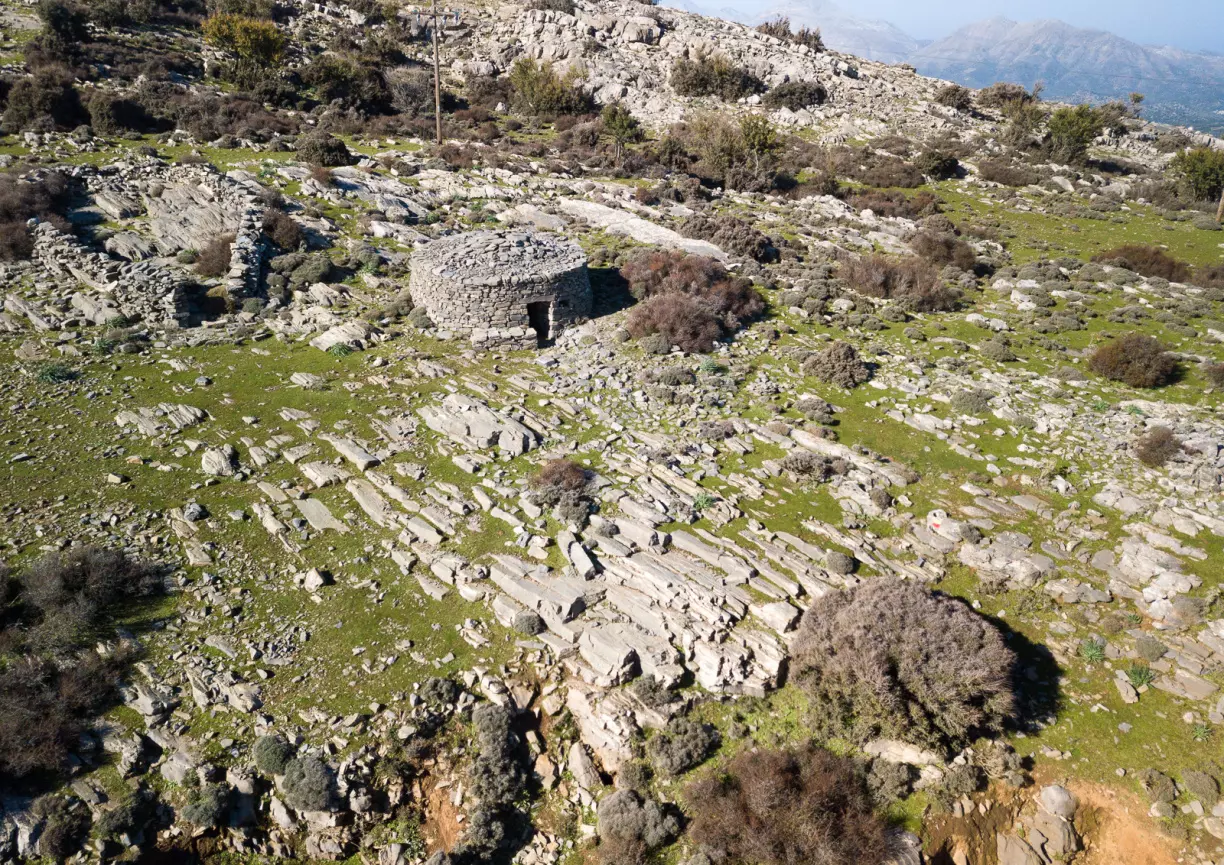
[923,786,1023,865]
[422,780,463,854]
[1070,782,1178,865]
[923,778,1181,865]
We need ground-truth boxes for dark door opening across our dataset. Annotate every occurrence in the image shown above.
[527,301,551,346]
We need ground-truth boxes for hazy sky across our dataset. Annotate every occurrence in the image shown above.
[716,0,1224,53]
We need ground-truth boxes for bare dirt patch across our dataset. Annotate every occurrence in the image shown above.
[423,778,463,854]
[923,778,1180,865]
[1070,781,1179,865]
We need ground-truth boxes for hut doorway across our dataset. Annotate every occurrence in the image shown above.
[527,301,551,345]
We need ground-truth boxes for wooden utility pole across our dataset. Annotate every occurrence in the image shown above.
[431,0,442,146]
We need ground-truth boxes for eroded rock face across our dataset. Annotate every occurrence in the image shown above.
[145,181,244,255]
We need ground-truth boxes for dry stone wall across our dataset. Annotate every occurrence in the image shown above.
[409,230,592,347]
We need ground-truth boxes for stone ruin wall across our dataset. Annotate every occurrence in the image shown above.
[409,266,591,332]
[408,232,593,348]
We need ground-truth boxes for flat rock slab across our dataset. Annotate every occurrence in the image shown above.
[319,434,380,470]
[557,199,727,261]
[295,498,350,533]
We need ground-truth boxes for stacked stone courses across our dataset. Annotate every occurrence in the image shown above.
[408,230,592,347]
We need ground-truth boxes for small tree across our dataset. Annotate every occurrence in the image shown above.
[1170,146,1224,203]
[601,102,642,163]
[1046,104,1104,164]
[935,83,972,111]
[739,114,779,173]
[36,0,90,56]
[202,13,286,66]
[508,58,591,116]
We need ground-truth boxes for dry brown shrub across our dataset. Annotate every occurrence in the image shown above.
[531,458,588,495]
[791,578,1017,753]
[858,158,923,189]
[626,293,724,353]
[838,253,960,312]
[1135,427,1181,467]
[0,221,34,260]
[847,189,940,219]
[977,158,1039,187]
[261,208,302,251]
[680,213,777,263]
[1088,333,1178,388]
[620,249,764,351]
[909,230,976,271]
[685,744,892,865]
[802,341,870,388]
[1195,264,1224,289]
[195,234,234,278]
[1091,244,1191,282]
[1204,362,1224,388]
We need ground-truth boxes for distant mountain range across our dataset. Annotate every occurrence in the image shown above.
[663,1,1224,133]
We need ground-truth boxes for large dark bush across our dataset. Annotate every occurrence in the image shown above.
[451,703,530,862]
[2,68,86,132]
[791,578,1017,753]
[17,545,162,650]
[847,189,940,219]
[0,170,78,260]
[530,458,588,502]
[596,789,681,865]
[172,93,299,142]
[671,53,765,101]
[195,234,234,278]
[934,84,972,111]
[181,784,231,827]
[1170,146,1224,202]
[507,58,592,116]
[1091,244,1191,282]
[627,293,724,353]
[1045,104,1105,164]
[32,795,91,861]
[646,717,720,777]
[685,745,892,865]
[32,0,90,60]
[977,158,1040,187]
[253,735,295,775]
[0,655,122,783]
[1089,333,1177,388]
[680,213,777,262]
[977,82,1036,110]
[281,757,337,812]
[262,208,302,251]
[86,91,158,136]
[915,149,960,180]
[802,341,870,389]
[297,132,354,167]
[301,55,389,113]
[762,80,827,111]
[857,157,923,189]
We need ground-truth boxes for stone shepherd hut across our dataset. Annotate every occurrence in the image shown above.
[408,229,592,349]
